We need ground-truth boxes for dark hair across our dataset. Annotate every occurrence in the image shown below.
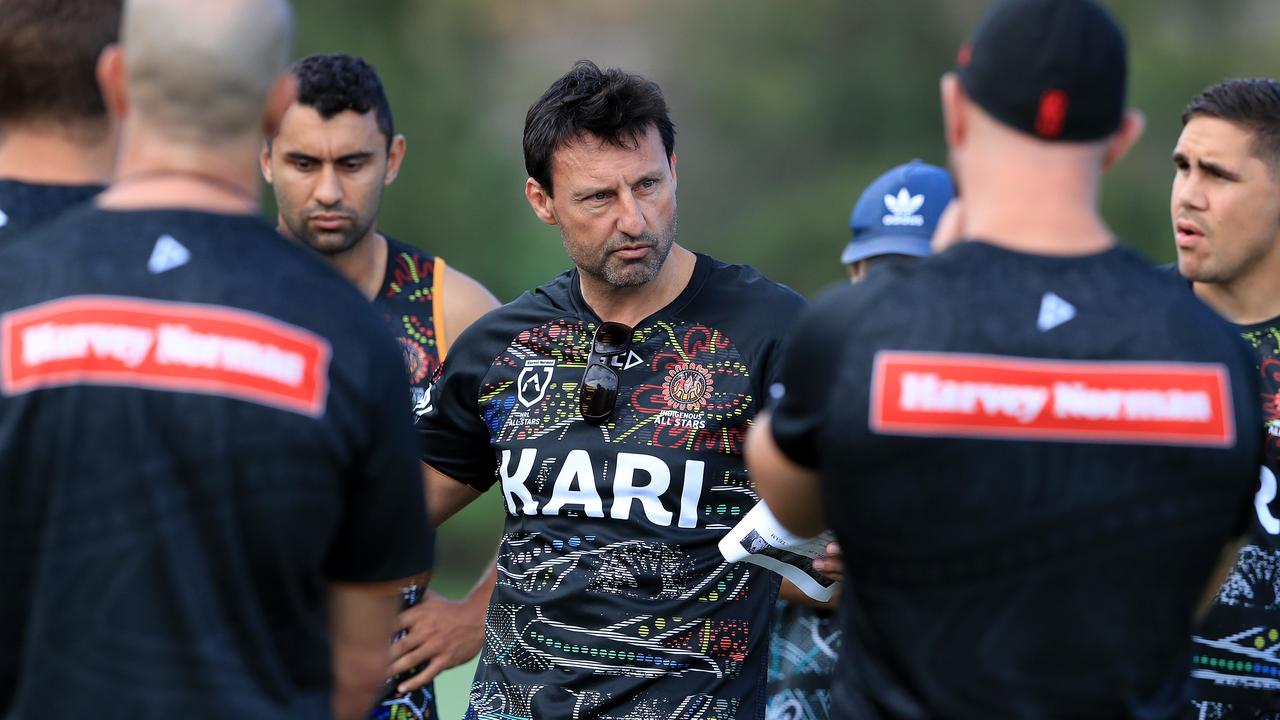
[523,60,676,196]
[0,0,122,128]
[1183,78,1280,169]
[291,53,394,149]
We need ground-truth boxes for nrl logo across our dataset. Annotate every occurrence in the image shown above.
[662,361,713,412]
[517,359,556,408]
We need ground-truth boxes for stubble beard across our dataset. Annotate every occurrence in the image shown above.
[286,208,376,257]
[571,214,679,289]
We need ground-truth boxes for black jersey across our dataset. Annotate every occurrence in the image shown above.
[770,241,1261,719]
[0,207,433,718]
[1188,314,1280,719]
[0,179,102,246]
[416,253,805,719]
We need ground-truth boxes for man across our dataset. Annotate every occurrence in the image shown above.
[747,1,1262,718]
[415,60,806,719]
[0,1,432,717]
[0,0,121,245]
[261,52,500,718]
[767,160,954,720]
[1171,77,1280,720]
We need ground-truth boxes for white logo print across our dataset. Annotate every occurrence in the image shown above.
[0,208,8,228]
[1037,292,1076,332]
[882,187,925,227]
[412,385,434,418]
[147,234,191,274]
[517,359,555,408]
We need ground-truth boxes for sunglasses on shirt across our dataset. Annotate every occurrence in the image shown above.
[579,321,634,425]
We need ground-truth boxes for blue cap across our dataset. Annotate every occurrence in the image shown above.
[841,160,956,265]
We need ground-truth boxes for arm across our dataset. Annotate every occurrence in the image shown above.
[438,264,500,355]
[329,576,427,720]
[745,412,827,538]
[423,462,482,527]
[1197,536,1244,621]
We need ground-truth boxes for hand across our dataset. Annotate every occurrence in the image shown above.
[811,541,843,583]
[388,589,486,693]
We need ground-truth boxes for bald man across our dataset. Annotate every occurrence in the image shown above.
[0,1,432,718]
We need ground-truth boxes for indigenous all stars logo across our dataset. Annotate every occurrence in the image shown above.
[663,361,714,411]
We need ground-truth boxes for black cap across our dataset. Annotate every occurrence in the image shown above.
[956,0,1126,142]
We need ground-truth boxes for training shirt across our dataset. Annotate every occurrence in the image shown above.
[0,207,432,719]
[1188,313,1280,719]
[417,253,805,720]
[0,179,102,246]
[771,241,1261,720]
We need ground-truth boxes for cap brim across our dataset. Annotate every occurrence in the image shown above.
[840,235,932,265]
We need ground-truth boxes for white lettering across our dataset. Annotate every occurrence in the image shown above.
[899,372,1048,423]
[21,322,154,369]
[499,448,539,515]
[611,452,673,525]
[542,449,604,518]
[154,324,304,386]
[1258,466,1280,535]
[1051,382,1211,422]
[678,460,704,528]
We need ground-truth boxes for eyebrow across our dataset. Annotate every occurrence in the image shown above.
[1172,151,1241,181]
[282,151,374,164]
[570,173,664,201]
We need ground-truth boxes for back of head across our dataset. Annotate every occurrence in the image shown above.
[0,0,123,134]
[121,0,292,145]
[290,53,394,150]
[956,0,1127,144]
[1182,78,1280,172]
[523,60,676,196]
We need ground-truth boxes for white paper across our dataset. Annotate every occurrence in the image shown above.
[718,501,840,602]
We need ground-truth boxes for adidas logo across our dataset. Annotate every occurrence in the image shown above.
[882,187,925,227]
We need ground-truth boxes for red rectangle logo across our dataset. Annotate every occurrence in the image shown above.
[2,296,331,417]
[870,351,1234,446]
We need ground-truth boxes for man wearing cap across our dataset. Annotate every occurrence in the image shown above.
[766,160,954,720]
[1169,77,1280,720]
[747,1,1261,717]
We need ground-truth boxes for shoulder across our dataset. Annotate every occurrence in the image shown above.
[695,254,808,320]
[440,263,500,320]
[442,275,573,369]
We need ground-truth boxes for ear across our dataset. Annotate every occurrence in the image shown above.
[1102,109,1146,170]
[383,133,407,186]
[262,73,298,139]
[668,150,678,189]
[940,72,966,151]
[525,177,558,226]
[259,139,274,184]
[96,44,127,120]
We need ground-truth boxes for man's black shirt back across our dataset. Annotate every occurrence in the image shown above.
[0,179,102,246]
[771,241,1262,719]
[0,207,432,718]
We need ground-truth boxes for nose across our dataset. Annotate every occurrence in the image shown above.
[1173,171,1207,213]
[615,190,648,238]
[313,164,343,207]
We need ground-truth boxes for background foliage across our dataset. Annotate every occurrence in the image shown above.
[284,2,1280,714]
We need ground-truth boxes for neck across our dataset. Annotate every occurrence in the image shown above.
[579,244,697,327]
[958,140,1113,256]
[315,230,387,301]
[0,124,114,185]
[96,120,260,215]
[1193,260,1280,325]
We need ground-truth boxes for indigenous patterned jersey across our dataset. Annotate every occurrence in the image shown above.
[1189,316,1280,720]
[0,179,102,247]
[771,242,1261,719]
[370,235,446,720]
[0,207,432,718]
[766,603,841,720]
[417,253,806,720]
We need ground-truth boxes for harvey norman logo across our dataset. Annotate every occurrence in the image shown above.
[882,187,925,227]
[2,296,331,417]
[870,351,1234,446]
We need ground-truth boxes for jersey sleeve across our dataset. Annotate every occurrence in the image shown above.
[415,319,502,491]
[327,333,434,584]
[769,285,859,469]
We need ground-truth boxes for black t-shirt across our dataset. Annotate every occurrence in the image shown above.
[1188,313,1280,719]
[0,179,102,246]
[416,253,805,719]
[0,207,433,718]
[771,241,1261,719]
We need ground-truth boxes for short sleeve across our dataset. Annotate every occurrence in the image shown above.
[327,336,434,584]
[415,326,501,491]
[769,286,860,469]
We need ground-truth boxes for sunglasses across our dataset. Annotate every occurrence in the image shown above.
[579,321,634,425]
